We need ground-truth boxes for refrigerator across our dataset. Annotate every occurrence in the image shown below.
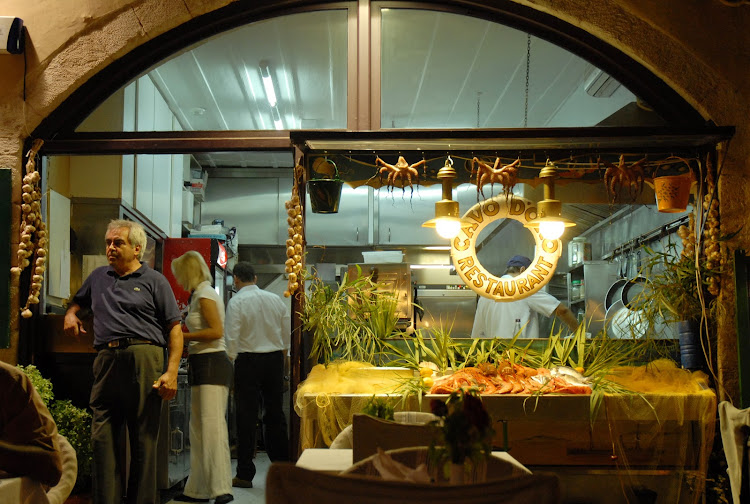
[162,237,230,312]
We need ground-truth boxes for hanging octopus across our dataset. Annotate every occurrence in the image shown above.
[471,157,521,199]
[374,155,426,194]
[602,154,647,203]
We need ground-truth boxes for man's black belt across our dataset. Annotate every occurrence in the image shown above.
[94,338,159,351]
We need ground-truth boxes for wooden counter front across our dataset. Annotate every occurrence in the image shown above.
[296,391,716,504]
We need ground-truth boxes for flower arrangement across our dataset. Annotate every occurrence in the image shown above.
[428,388,494,483]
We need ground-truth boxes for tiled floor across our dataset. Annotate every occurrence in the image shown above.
[163,452,271,504]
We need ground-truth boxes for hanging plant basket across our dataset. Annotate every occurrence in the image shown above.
[308,158,343,214]
[653,175,692,213]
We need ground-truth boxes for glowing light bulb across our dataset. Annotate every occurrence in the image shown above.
[435,219,461,239]
[539,220,565,240]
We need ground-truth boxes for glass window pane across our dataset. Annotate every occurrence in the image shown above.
[76,10,349,132]
[380,8,662,128]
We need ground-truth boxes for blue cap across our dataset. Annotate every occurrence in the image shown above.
[507,255,532,268]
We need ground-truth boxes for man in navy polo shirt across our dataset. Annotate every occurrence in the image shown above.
[64,219,182,504]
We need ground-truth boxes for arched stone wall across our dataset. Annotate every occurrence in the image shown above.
[0,0,747,401]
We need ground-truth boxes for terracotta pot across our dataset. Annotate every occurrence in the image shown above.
[654,175,692,213]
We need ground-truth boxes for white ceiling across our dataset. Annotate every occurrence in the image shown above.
[141,7,641,170]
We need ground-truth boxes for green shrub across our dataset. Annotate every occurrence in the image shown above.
[17,365,92,491]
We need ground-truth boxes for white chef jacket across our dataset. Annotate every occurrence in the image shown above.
[224,284,290,359]
[470,275,561,339]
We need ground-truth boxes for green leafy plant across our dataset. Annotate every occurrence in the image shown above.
[384,321,460,373]
[17,365,93,492]
[301,266,403,365]
[636,244,711,326]
[361,395,396,421]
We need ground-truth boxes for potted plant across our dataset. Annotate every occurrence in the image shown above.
[632,208,726,371]
[428,389,494,484]
[653,174,693,213]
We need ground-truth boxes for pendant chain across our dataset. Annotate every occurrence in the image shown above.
[524,33,531,128]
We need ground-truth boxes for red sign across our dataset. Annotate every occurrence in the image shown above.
[217,242,227,269]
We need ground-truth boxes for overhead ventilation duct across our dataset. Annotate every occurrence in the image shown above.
[585,69,622,98]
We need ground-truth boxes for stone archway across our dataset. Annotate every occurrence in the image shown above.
[1,0,747,403]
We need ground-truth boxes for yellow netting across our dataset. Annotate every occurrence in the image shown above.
[606,358,711,395]
[598,359,716,503]
[294,361,413,450]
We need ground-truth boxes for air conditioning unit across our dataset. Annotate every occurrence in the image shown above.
[585,70,622,98]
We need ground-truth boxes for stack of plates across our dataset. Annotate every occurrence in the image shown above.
[605,300,646,339]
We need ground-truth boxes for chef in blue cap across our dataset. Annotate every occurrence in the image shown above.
[471,255,579,339]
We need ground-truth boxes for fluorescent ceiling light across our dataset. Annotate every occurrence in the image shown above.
[423,246,451,251]
[271,104,283,130]
[259,62,277,107]
[585,69,621,98]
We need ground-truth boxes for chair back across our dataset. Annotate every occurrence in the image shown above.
[266,462,561,504]
[352,414,437,462]
[46,434,78,504]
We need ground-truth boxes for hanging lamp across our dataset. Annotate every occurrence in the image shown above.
[422,156,462,239]
[524,159,575,240]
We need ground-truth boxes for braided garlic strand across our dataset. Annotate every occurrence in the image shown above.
[283,162,304,297]
[701,154,721,296]
[10,139,47,318]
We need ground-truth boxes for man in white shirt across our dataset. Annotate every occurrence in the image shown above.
[471,255,579,339]
[225,262,290,489]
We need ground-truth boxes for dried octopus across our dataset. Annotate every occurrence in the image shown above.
[429,361,591,395]
[471,157,521,199]
[602,154,647,203]
[374,156,426,194]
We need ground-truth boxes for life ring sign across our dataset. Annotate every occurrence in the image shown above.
[451,196,562,301]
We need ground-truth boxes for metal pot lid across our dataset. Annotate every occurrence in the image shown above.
[604,278,628,311]
[622,276,649,310]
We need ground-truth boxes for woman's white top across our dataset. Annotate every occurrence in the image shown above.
[185,280,226,354]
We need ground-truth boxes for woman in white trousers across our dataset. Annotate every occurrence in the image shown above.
[171,251,233,504]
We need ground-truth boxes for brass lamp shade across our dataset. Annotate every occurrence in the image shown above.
[523,160,575,240]
[422,157,463,239]
[422,199,462,238]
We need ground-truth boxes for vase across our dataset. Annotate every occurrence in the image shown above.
[449,462,465,484]
[678,319,704,370]
[653,175,692,213]
[448,459,487,484]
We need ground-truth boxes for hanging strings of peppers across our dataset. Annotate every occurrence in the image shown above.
[10,139,48,318]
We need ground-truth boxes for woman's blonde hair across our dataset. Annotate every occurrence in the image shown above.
[171,250,212,292]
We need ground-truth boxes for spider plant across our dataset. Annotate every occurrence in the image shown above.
[417,319,461,373]
[301,265,401,365]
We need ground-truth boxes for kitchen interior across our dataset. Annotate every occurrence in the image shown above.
[27,7,730,497]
